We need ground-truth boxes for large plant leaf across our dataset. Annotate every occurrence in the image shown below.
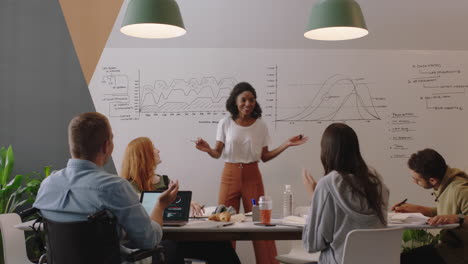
[1,146,15,186]
[26,179,41,187]
[0,174,22,195]
[8,198,28,213]
[3,175,23,213]
[44,166,51,177]
[13,185,28,197]
[5,174,23,190]
[401,228,441,253]
[0,149,51,214]
[402,230,412,242]
[0,146,7,186]
[0,174,23,199]
[0,146,5,161]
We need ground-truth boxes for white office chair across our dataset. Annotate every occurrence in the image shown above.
[275,240,320,264]
[342,227,403,264]
[0,213,35,264]
[276,206,318,264]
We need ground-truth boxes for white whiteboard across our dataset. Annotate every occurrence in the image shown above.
[89,48,468,215]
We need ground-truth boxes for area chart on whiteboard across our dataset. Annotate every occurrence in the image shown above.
[275,74,386,123]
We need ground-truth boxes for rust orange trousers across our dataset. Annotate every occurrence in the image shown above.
[219,162,279,264]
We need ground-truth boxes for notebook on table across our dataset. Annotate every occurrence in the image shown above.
[388,212,429,225]
[140,191,192,226]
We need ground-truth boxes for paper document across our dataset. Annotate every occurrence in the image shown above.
[388,213,429,225]
[187,220,234,228]
[282,216,307,226]
[191,206,217,218]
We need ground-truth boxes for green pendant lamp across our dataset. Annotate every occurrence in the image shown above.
[121,0,186,39]
[304,0,368,41]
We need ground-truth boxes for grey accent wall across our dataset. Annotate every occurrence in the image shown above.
[0,0,116,175]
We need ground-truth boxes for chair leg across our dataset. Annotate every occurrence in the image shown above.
[38,254,47,264]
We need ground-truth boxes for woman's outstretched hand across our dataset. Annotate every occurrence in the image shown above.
[195,138,211,152]
[287,134,309,147]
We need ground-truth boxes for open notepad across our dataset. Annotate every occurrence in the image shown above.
[388,213,429,225]
[280,216,307,227]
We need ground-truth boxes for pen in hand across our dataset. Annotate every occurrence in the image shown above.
[393,198,408,211]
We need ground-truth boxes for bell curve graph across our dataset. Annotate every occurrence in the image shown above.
[139,76,237,113]
[276,74,382,122]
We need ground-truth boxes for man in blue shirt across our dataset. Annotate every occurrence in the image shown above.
[34,112,178,251]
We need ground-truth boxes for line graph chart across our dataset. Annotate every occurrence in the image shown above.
[140,77,236,113]
[277,74,382,122]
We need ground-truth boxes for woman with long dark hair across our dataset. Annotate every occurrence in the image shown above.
[302,123,389,264]
[195,82,308,264]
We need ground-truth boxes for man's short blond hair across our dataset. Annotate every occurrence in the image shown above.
[68,112,111,161]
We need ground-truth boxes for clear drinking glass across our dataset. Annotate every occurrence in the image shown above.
[258,196,273,224]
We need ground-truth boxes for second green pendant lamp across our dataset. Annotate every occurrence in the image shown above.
[121,0,186,39]
[305,0,368,41]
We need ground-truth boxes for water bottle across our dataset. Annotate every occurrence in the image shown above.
[283,184,293,218]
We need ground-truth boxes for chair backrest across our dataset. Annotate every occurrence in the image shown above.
[275,240,320,264]
[0,213,32,264]
[43,210,121,264]
[342,227,403,264]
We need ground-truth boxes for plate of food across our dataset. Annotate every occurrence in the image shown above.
[208,212,246,223]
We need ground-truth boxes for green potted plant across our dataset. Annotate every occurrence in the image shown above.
[402,229,440,252]
[0,146,51,264]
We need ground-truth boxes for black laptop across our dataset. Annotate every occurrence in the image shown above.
[140,191,192,226]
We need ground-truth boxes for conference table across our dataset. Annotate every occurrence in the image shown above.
[161,219,459,241]
[15,217,458,242]
[162,219,303,241]
[14,217,304,242]
[388,223,459,229]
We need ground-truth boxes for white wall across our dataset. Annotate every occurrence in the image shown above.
[90,1,468,263]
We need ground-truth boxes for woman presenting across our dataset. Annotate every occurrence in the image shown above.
[195,82,308,264]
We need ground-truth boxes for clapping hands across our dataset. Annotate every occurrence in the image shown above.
[302,168,317,197]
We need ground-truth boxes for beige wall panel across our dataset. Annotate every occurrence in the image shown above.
[58,0,124,84]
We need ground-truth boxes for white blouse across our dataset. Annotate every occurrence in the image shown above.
[216,117,271,163]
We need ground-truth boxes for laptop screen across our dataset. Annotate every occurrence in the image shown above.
[140,191,192,221]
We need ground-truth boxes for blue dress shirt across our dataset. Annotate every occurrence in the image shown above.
[33,159,162,249]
